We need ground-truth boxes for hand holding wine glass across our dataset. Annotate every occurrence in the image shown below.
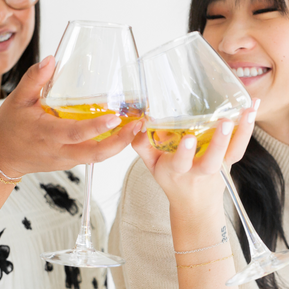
[133,105,256,211]
[135,32,289,286]
[0,55,141,177]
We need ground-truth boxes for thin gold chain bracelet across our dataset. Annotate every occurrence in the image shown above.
[176,254,233,269]
[0,176,22,186]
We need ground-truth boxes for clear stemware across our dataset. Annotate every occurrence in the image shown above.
[40,20,145,268]
[139,31,289,286]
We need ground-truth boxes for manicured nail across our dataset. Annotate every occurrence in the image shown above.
[133,121,143,135]
[39,55,51,69]
[141,122,147,133]
[247,111,257,124]
[253,99,261,111]
[185,137,196,150]
[107,117,122,129]
[222,122,233,135]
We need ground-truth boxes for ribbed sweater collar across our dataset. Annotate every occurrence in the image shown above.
[253,125,289,181]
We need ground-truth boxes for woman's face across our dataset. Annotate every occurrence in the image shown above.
[0,0,35,76]
[203,0,289,123]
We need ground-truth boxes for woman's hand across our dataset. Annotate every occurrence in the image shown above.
[133,103,258,289]
[0,56,142,178]
[132,103,258,218]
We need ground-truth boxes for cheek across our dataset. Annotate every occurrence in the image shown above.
[18,9,35,47]
[203,27,220,52]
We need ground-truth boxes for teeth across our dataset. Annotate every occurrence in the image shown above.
[237,67,244,77]
[232,67,268,78]
[244,68,250,77]
[0,32,12,42]
[251,67,258,77]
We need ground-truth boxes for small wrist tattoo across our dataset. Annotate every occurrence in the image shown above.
[221,226,228,243]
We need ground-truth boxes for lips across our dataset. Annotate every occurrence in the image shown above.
[228,62,271,86]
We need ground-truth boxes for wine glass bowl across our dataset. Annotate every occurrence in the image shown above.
[40,20,145,268]
[41,20,144,142]
[140,32,250,157]
[139,31,289,286]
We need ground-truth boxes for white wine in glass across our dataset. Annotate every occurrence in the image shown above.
[40,20,145,268]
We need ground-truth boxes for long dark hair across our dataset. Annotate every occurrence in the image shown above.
[188,1,289,288]
[1,2,40,95]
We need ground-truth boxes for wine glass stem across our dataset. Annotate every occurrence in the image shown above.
[220,162,271,259]
[75,163,94,251]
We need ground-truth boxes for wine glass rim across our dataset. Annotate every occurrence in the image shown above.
[68,20,132,30]
[139,31,201,62]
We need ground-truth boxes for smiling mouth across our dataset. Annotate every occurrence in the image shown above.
[232,67,270,78]
[0,32,13,43]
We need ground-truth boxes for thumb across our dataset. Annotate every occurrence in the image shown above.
[132,131,162,174]
[11,55,55,106]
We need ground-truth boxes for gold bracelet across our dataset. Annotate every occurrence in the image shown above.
[0,176,22,186]
[176,254,233,269]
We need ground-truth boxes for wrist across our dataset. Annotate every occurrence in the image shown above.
[169,204,227,249]
[0,162,23,180]
[169,195,224,221]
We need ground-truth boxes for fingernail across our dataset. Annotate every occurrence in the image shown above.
[185,137,196,150]
[39,55,51,69]
[141,122,147,133]
[133,121,143,135]
[248,111,257,124]
[253,99,261,111]
[107,117,122,129]
[222,122,233,135]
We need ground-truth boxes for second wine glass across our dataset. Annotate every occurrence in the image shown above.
[139,31,289,286]
[40,20,145,268]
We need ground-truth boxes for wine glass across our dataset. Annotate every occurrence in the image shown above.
[139,31,289,286]
[40,20,145,267]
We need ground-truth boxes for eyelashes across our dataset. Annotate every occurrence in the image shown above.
[206,6,279,20]
[253,7,278,14]
[205,14,225,20]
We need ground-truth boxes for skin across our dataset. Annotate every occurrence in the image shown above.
[0,3,143,207]
[204,0,289,144]
[132,0,289,288]
[0,0,35,82]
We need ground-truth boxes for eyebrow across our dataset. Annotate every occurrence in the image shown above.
[209,0,274,4]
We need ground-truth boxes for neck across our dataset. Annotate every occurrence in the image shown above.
[256,118,289,146]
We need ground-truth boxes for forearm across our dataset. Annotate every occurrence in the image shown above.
[0,182,17,208]
[170,204,238,289]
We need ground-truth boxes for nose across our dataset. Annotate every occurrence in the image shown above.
[0,0,13,24]
[218,20,256,55]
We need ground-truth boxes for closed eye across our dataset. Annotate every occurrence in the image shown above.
[253,7,278,15]
[206,14,225,20]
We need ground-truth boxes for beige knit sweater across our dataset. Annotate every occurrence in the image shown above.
[109,126,289,289]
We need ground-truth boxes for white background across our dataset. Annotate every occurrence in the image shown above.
[40,0,191,287]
